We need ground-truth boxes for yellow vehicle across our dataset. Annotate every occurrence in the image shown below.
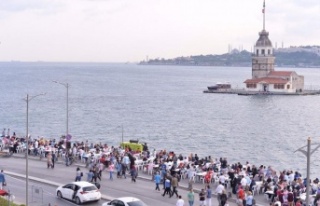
[120,140,148,152]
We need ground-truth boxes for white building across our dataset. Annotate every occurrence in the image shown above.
[244,71,304,93]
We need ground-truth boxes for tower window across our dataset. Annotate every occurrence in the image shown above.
[262,49,265,55]
[256,49,259,55]
[268,49,271,55]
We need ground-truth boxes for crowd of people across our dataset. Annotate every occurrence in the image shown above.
[2,128,320,206]
[138,149,320,206]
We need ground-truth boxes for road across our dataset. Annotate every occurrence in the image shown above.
[0,156,204,206]
[5,175,101,206]
[0,155,267,206]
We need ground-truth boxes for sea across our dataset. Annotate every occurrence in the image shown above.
[1,62,320,177]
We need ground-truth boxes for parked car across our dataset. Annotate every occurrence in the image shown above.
[102,197,147,206]
[56,181,101,205]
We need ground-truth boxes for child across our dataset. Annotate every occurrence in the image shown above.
[109,162,114,180]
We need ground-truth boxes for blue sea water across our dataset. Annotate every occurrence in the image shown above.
[1,62,320,177]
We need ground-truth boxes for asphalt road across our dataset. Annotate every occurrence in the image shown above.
[5,175,102,206]
[0,155,266,206]
[0,156,212,206]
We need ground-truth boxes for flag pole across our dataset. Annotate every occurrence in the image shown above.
[263,0,266,30]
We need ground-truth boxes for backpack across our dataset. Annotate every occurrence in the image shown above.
[80,172,83,177]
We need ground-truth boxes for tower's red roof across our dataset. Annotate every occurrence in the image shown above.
[244,77,289,84]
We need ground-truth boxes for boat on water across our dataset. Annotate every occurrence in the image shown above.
[207,82,231,91]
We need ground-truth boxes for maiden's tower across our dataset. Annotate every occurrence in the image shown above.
[243,0,304,93]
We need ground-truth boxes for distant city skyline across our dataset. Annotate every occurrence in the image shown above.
[0,0,319,62]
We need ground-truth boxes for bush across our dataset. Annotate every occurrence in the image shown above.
[0,196,25,206]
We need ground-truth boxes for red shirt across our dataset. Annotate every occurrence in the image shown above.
[238,188,245,200]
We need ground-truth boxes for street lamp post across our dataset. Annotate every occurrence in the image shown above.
[24,93,45,206]
[122,125,124,145]
[53,81,69,137]
[294,137,320,206]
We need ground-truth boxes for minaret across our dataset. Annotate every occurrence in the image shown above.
[251,0,275,79]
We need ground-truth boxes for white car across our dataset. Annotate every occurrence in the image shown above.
[56,181,101,205]
[102,197,147,206]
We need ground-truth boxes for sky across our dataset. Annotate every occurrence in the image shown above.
[0,0,319,62]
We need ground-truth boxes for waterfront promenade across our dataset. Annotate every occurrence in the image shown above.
[0,153,270,206]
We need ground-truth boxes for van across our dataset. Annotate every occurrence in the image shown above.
[120,142,143,152]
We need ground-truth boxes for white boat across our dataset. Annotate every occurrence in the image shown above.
[207,82,231,90]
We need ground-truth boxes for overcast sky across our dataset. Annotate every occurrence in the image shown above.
[0,0,319,62]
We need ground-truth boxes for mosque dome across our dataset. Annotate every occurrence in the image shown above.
[255,30,272,47]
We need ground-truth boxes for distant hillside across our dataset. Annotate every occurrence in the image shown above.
[140,49,320,68]
[275,51,320,67]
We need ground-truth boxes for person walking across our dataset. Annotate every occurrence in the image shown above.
[0,170,6,190]
[176,195,185,206]
[116,161,122,178]
[187,189,195,206]
[206,185,212,206]
[51,150,56,168]
[109,162,114,180]
[91,165,98,182]
[188,179,194,191]
[75,167,82,182]
[122,153,130,171]
[170,175,179,198]
[65,150,72,166]
[130,165,137,182]
[97,163,103,181]
[216,181,225,206]
[154,172,161,191]
[87,169,94,182]
[199,188,206,206]
[245,191,253,206]
[237,186,246,206]
[47,152,53,169]
[220,190,228,206]
[287,188,294,206]
[162,178,172,197]
[121,162,127,179]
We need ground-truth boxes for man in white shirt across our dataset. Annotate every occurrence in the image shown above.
[34,140,39,149]
[288,171,295,184]
[34,140,39,155]
[219,175,226,185]
[215,182,225,206]
[241,176,247,188]
[188,167,195,181]
[245,175,251,186]
[176,195,184,206]
[122,154,130,170]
